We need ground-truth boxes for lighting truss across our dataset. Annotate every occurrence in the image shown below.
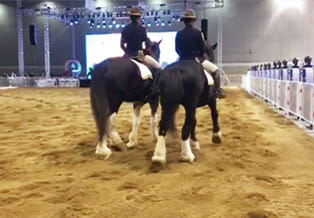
[20,0,224,27]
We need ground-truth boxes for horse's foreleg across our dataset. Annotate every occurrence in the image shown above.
[107,113,123,145]
[127,103,143,149]
[208,98,222,144]
[149,97,159,141]
[181,106,196,163]
[95,138,112,160]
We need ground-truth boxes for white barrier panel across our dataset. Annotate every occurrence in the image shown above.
[36,79,57,87]
[290,82,298,114]
[57,78,80,87]
[270,79,277,104]
[278,80,286,108]
[282,68,289,80]
[302,83,313,123]
[284,82,291,110]
[312,86,314,123]
[263,78,267,99]
[291,68,300,81]
[304,67,314,83]
[296,83,304,116]
[242,75,314,126]
[276,80,281,105]
[35,78,79,88]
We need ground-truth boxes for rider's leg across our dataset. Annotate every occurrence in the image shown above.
[144,55,162,97]
[201,60,226,99]
[143,55,161,69]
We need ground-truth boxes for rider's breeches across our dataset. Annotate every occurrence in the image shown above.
[201,59,218,74]
[144,55,161,69]
[201,59,221,87]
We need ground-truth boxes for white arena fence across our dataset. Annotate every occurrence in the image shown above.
[0,77,79,88]
[242,70,314,127]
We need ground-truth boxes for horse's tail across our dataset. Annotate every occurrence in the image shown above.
[159,69,184,132]
[90,63,110,142]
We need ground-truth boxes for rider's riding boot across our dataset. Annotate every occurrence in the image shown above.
[212,70,226,99]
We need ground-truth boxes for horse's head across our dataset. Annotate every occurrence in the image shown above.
[204,42,217,62]
[145,39,161,61]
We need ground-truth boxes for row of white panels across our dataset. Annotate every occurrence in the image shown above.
[242,76,314,126]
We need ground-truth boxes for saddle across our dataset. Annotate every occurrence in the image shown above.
[130,58,153,80]
[203,69,214,85]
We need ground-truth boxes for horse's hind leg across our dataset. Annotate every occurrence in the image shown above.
[149,97,159,141]
[190,118,200,150]
[208,98,222,144]
[107,113,123,146]
[152,104,177,165]
[181,106,196,162]
[127,102,144,149]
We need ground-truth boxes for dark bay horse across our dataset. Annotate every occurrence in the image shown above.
[90,41,161,159]
[151,43,221,168]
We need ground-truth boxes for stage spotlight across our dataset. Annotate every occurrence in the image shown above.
[102,19,106,24]
[96,23,101,28]
[147,22,152,27]
[74,19,78,25]
[112,19,116,24]
[102,24,106,29]
[108,24,113,29]
[161,21,165,26]
[121,23,126,28]
[116,24,120,29]
[168,21,171,26]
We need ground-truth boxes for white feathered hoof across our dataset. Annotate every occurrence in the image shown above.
[181,152,195,163]
[110,131,123,145]
[190,139,200,151]
[126,140,137,149]
[212,131,222,144]
[95,145,112,160]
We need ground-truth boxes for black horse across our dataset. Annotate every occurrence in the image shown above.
[151,43,222,168]
[90,41,161,159]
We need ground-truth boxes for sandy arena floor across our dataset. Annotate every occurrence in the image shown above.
[0,88,313,218]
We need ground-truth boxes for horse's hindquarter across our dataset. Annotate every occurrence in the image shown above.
[104,58,152,102]
[161,61,207,106]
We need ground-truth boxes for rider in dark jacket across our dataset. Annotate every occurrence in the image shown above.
[121,7,160,70]
[175,9,226,98]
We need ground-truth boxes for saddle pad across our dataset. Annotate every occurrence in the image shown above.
[204,70,214,85]
[130,59,153,80]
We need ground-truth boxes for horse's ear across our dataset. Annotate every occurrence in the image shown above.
[157,39,162,45]
[212,43,218,50]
